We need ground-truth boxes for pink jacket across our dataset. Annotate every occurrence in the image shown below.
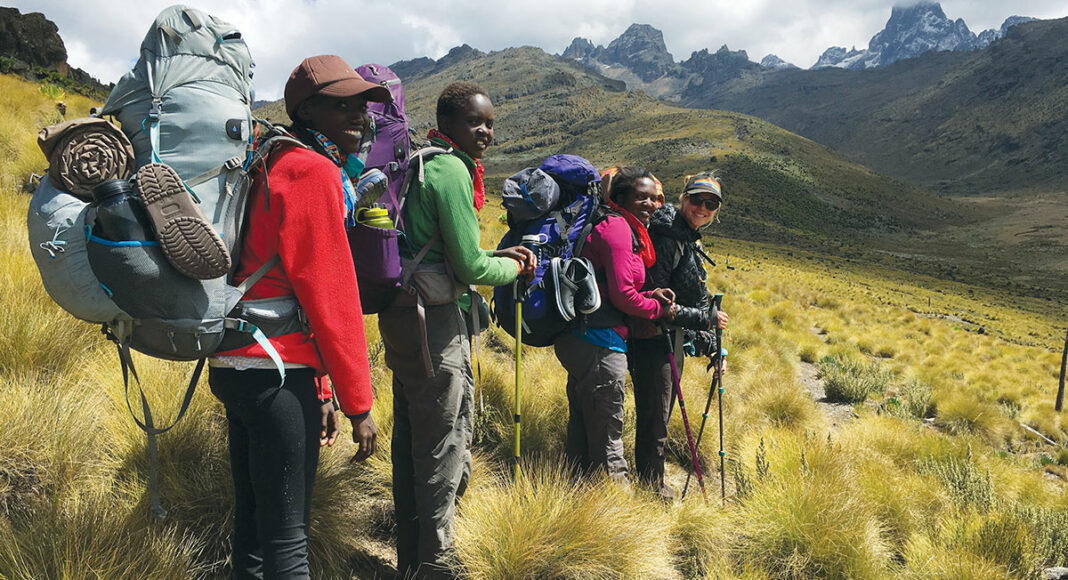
[581,214,664,340]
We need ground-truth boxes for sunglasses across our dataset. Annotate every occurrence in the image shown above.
[687,194,720,211]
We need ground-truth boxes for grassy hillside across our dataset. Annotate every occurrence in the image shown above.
[688,18,1068,197]
[4,72,1068,578]
[262,45,1066,299]
[261,47,965,243]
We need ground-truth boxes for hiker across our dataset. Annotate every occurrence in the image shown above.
[554,166,677,482]
[208,55,387,579]
[629,171,730,499]
[378,81,535,579]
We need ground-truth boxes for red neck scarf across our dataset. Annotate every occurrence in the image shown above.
[427,129,485,211]
[605,198,657,268]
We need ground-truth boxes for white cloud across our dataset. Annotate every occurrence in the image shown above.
[7,0,1067,98]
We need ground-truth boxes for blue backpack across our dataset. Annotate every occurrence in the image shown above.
[494,155,603,347]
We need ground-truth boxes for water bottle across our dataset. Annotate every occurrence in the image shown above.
[356,206,395,230]
[91,179,153,242]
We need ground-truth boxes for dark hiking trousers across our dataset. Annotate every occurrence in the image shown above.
[554,332,629,482]
[209,367,321,580]
[628,336,682,493]
[379,300,473,580]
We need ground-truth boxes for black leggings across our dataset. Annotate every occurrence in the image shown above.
[209,367,321,580]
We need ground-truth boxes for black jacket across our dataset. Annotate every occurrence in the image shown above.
[646,204,713,331]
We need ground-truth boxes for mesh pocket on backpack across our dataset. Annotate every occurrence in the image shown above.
[85,237,218,320]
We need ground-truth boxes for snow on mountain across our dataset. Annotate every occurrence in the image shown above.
[811,3,1038,71]
[760,54,798,70]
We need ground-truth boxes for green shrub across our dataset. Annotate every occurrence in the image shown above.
[819,355,893,404]
[916,450,995,511]
[897,378,935,419]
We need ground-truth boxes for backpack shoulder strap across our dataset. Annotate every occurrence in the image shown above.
[572,198,604,258]
[394,145,451,232]
[672,238,685,271]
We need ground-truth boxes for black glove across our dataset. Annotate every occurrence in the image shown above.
[687,329,719,358]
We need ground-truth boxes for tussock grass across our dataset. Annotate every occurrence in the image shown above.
[731,431,891,579]
[933,393,1012,445]
[669,499,732,578]
[856,459,946,553]
[749,371,819,430]
[902,532,1015,580]
[454,461,677,579]
[0,495,204,579]
[0,75,95,193]
[0,372,116,516]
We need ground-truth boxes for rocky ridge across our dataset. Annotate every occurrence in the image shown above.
[0,7,107,95]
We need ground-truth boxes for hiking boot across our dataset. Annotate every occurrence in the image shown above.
[549,257,577,322]
[355,168,388,208]
[566,257,600,315]
[657,482,677,502]
[136,162,230,280]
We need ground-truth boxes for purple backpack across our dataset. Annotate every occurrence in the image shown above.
[355,63,410,214]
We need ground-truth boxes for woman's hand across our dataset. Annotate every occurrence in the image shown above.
[649,288,676,306]
[717,309,729,330]
[320,401,338,447]
[349,414,378,463]
[495,246,537,282]
[662,303,678,321]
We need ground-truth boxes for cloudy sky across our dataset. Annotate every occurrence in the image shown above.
[11,0,1068,100]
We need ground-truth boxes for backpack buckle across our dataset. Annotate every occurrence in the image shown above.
[149,99,162,120]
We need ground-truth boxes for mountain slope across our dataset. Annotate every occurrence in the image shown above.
[258,44,1065,297]
[685,17,1068,195]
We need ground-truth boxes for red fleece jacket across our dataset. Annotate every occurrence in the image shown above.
[217,145,373,417]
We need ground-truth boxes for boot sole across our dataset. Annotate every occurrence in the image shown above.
[136,163,231,280]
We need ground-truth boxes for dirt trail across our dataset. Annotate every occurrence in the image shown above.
[801,326,856,433]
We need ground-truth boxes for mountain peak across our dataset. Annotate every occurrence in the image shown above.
[562,37,596,60]
[867,1,977,67]
[600,23,676,82]
[761,54,798,70]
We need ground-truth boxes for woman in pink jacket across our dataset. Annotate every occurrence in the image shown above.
[553,166,677,481]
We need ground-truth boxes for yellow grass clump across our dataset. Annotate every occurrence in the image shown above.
[454,461,678,579]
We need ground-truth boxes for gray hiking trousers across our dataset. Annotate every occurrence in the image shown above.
[379,299,473,580]
[554,332,629,482]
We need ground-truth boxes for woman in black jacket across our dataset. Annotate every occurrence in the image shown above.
[628,171,729,499]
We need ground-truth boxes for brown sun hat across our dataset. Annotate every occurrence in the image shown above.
[284,55,392,118]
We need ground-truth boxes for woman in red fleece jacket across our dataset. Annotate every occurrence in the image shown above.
[208,55,388,579]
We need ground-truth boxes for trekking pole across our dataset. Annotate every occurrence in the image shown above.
[682,294,726,501]
[513,283,523,481]
[682,349,726,500]
[663,326,705,499]
[713,294,726,502]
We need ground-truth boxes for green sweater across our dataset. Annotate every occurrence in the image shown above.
[400,142,518,287]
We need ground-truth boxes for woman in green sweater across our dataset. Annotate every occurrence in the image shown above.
[379,81,534,579]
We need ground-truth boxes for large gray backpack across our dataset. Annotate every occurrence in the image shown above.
[27,6,301,518]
